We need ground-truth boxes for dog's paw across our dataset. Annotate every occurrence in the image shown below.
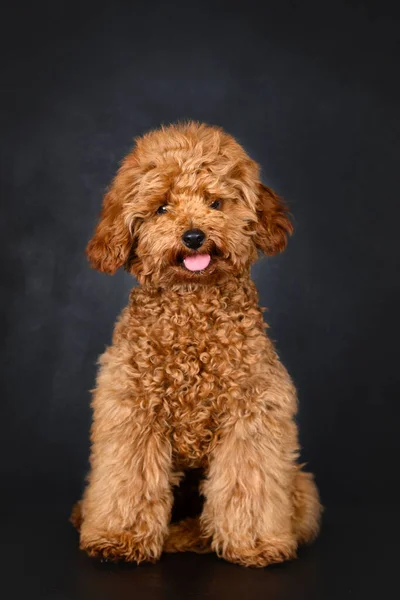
[80,530,163,564]
[164,517,212,554]
[213,535,297,568]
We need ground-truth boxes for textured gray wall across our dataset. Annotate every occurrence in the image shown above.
[1,0,399,509]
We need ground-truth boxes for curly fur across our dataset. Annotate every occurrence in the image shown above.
[72,121,321,567]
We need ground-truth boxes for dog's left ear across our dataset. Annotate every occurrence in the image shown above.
[253,183,293,255]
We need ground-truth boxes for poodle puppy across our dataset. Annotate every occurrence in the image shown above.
[71,121,321,567]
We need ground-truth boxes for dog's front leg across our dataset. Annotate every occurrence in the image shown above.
[201,401,299,567]
[77,352,173,564]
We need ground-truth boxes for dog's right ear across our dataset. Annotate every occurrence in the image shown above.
[86,173,132,274]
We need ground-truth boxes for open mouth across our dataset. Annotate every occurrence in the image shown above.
[182,253,211,272]
[175,244,223,275]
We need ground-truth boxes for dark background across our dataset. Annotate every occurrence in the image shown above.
[1,1,399,598]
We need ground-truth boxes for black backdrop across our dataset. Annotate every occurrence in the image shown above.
[1,1,400,599]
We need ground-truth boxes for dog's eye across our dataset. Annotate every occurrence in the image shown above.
[156,205,168,215]
[210,199,222,210]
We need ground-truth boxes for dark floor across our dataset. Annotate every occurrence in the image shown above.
[3,500,397,600]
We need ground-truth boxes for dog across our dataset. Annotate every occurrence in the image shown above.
[71,121,322,567]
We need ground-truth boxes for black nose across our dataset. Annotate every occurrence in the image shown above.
[182,229,206,250]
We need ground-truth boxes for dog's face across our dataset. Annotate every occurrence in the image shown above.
[86,122,293,287]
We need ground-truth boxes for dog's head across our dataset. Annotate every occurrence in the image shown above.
[86,122,292,286]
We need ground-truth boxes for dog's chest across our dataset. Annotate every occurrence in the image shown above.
[125,282,266,467]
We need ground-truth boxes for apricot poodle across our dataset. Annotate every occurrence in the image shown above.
[71,121,322,567]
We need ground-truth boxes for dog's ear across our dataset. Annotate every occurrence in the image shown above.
[253,183,293,255]
[86,176,132,274]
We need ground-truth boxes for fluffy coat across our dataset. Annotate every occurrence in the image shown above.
[71,122,321,567]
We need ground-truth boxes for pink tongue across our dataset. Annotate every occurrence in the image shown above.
[183,254,211,272]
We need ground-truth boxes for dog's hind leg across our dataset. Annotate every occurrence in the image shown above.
[163,517,212,554]
[292,468,322,545]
